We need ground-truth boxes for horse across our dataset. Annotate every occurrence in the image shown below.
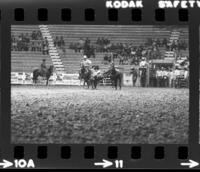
[79,65,103,89]
[33,65,54,86]
[78,66,92,88]
[103,66,123,90]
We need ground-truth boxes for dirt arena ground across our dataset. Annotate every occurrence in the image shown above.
[11,85,189,144]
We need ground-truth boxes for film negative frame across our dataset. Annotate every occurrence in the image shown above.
[0,0,199,169]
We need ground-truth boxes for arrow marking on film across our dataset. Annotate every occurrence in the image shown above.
[94,159,113,168]
[0,159,13,169]
[181,159,199,168]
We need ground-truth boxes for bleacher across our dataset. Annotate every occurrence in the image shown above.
[11,25,52,73]
[179,28,189,57]
[48,25,172,73]
[11,25,189,74]
[11,51,52,73]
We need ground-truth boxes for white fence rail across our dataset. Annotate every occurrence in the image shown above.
[11,72,133,86]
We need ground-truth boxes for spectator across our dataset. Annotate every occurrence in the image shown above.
[139,57,148,68]
[156,67,162,87]
[162,38,168,48]
[31,31,36,40]
[162,68,169,87]
[149,67,157,87]
[31,41,36,51]
[54,36,59,47]
[156,38,161,47]
[60,36,65,52]
[42,37,49,55]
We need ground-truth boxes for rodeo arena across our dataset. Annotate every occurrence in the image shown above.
[11,25,189,144]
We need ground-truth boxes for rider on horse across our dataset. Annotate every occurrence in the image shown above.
[41,59,47,77]
[80,55,92,72]
[79,55,92,85]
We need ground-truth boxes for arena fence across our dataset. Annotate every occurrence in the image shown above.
[11,72,134,86]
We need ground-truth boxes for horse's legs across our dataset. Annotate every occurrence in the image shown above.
[94,80,97,89]
[115,79,117,90]
[86,80,89,89]
[33,73,38,85]
[91,80,94,89]
[119,78,121,90]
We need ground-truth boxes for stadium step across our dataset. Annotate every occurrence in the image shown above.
[39,25,65,73]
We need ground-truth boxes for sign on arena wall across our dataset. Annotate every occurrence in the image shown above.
[24,73,33,85]
[11,72,27,84]
[55,73,82,85]
[11,72,81,85]
[11,72,19,84]
[123,73,133,86]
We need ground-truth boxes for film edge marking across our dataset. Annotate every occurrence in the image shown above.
[180,159,199,168]
[0,159,35,169]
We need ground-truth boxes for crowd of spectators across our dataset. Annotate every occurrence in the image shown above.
[54,36,66,52]
[148,66,189,88]
[96,37,110,46]
[69,37,95,58]
[11,30,49,55]
[146,38,187,52]
[69,36,188,66]
[132,56,189,88]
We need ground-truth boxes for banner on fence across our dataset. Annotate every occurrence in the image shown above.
[55,73,81,85]
[11,72,27,84]
[11,72,19,84]
[123,73,133,86]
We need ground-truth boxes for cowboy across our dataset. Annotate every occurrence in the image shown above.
[139,57,148,68]
[131,67,138,87]
[90,65,96,78]
[94,66,101,78]
[81,55,92,67]
[156,67,163,87]
[41,59,47,76]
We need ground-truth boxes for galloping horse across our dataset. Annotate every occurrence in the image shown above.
[103,65,123,90]
[33,65,54,86]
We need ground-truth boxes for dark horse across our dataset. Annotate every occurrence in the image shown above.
[33,65,54,86]
[79,66,91,88]
[104,66,123,90]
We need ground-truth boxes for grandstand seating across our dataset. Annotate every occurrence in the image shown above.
[48,25,173,73]
[11,51,52,73]
[11,25,189,74]
[11,25,52,73]
[11,25,41,37]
